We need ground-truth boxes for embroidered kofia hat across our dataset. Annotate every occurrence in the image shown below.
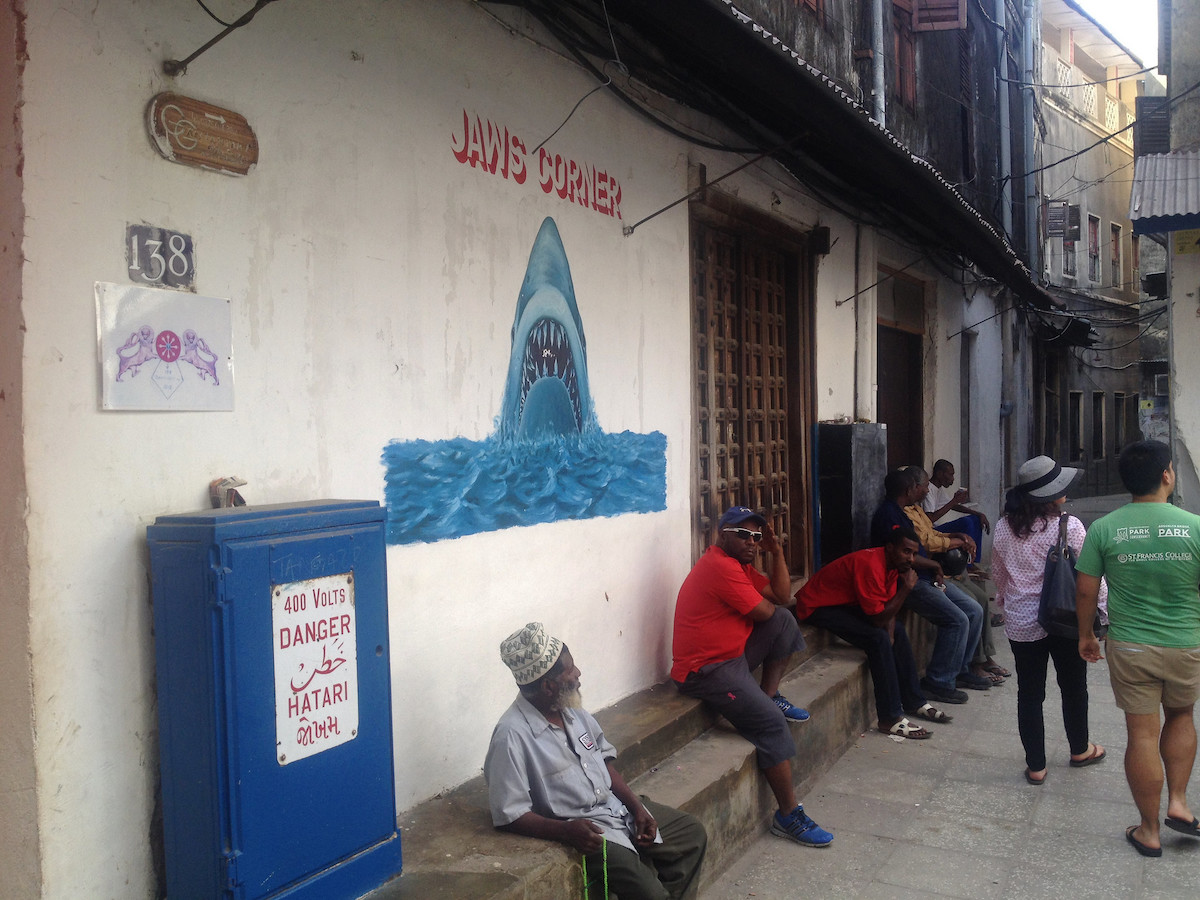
[1016,456,1080,501]
[718,506,767,529]
[500,622,564,685]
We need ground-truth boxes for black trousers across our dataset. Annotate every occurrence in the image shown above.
[1009,634,1091,771]
[804,604,925,723]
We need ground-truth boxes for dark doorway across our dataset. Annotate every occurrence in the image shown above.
[877,325,924,469]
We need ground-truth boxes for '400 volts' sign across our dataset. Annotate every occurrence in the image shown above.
[272,573,358,765]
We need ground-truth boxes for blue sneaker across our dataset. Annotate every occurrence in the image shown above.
[772,693,810,722]
[770,804,833,847]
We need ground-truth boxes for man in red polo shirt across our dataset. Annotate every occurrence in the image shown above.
[671,506,832,848]
[795,526,952,738]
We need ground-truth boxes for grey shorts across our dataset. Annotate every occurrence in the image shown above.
[674,608,803,769]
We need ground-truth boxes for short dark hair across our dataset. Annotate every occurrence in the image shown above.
[932,459,953,475]
[884,468,916,500]
[885,524,920,546]
[1118,440,1172,496]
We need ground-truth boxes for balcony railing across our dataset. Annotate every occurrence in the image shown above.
[1042,45,1133,149]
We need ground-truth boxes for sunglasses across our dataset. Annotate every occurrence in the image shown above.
[722,527,763,542]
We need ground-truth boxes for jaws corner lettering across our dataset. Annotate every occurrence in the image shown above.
[451,108,622,219]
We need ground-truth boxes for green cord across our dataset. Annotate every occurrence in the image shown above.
[581,837,607,900]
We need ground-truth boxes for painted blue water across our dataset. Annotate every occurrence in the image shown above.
[381,429,667,545]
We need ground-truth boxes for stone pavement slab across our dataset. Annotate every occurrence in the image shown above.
[700,632,1200,899]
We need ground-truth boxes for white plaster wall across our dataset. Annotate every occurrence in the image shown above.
[19,1,703,895]
[812,216,864,422]
[1169,248,1200,506]
[924,277,1005,512]
[874,239,1006,548]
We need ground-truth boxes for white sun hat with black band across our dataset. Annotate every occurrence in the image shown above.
[1015,455,1079,501]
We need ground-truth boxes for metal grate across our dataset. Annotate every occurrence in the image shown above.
[692,224,790,559]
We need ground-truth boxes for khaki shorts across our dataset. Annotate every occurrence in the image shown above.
[1107,640,1200,714]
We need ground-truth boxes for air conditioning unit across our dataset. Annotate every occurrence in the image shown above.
[1156,374,1170,396]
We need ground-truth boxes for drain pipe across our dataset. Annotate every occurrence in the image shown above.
[872,0,886,126]
[996,0,1012,238]
[1023,0,1040,275]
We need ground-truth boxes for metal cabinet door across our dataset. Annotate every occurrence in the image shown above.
[216,523,396,898]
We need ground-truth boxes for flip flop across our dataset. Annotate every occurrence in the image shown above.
[908,703,953,724]
[1126,825,1162,857]
[1070,744,1107,767]
[1024,768,1046,786]
[1165,815,1200,837]
[982,663,1011,678]
[883,717,931,739]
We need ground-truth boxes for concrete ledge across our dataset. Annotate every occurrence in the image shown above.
[367,617,907,900]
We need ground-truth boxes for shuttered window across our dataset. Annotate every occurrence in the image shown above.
[914,0,966,31]
[893,2,917,109]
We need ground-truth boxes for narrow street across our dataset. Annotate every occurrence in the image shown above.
[703,495,1200,899]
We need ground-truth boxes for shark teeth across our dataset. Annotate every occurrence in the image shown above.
[520,317,581,429]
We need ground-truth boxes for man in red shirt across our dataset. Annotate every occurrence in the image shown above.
[671,506,833,847]
[795,526,952,739]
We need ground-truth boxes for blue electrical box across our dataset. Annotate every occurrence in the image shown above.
[148,501,402,899]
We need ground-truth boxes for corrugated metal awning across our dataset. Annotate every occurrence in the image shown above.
[1130,150,1200,235]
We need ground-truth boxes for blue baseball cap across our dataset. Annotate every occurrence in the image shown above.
[718,506,766,529]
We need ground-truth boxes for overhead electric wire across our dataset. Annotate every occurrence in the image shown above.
[1014,77,1200,181]
[1001,64,1156,89]
[193,0,232,27]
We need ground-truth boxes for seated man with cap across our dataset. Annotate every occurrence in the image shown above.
[485,623,707,900]
[670,506,833,848]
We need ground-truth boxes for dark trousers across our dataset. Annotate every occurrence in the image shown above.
[581,797,708,900]
[935,514,984,562]
[1009,635,1091,771]
[675,607,805,770]
[804,605,925,723]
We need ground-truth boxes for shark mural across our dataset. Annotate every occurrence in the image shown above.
[382,217,667,545]
[499,219,593,441]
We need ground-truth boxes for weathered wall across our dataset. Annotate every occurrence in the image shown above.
[1168,244,1200,505]
[0,0,39,895]
[15,1,705,894]
[8,1,1014,896]
[1170,0,1200,147]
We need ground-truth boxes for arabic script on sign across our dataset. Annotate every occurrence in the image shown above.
[272,573,359,764]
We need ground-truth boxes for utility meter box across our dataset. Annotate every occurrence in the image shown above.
[147,501,402,899]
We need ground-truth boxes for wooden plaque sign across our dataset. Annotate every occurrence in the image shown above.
[146,92,259,176]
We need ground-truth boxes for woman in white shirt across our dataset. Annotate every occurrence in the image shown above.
[992,456,1108,785]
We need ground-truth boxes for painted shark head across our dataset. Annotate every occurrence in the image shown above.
[498,218,593,441]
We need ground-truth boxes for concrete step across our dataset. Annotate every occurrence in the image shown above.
[366,618,930,899]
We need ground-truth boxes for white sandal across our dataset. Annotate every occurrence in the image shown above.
[910,702,953,724]
[884,717,932,739]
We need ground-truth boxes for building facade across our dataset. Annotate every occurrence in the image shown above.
[1,1,1050,894]
[1032,0,1158,496]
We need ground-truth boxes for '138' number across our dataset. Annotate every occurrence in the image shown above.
[127,224,194,289]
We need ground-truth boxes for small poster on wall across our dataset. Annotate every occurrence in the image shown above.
[96,282,233,411]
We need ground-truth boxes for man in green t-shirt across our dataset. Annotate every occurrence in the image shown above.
[1076,441,1200,857]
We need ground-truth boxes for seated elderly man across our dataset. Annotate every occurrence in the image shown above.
[485,622,707,900]
[796,526,952,739]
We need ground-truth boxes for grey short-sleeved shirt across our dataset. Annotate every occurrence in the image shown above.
[484,694,646,853]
